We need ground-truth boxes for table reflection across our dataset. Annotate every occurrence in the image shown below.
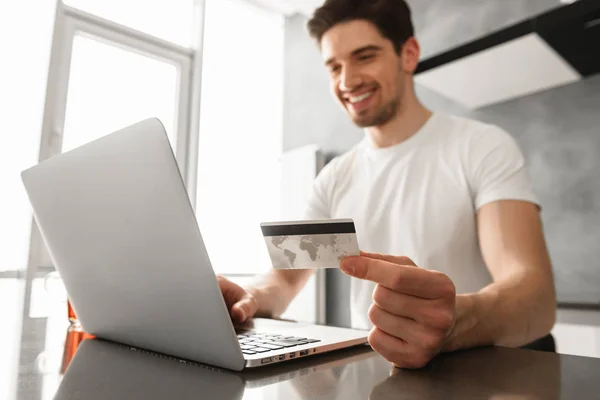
[368,347,561,400]
[54,338,379,400]
[54,339,564,400]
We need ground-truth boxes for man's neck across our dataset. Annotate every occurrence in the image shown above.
[365,99,433,148]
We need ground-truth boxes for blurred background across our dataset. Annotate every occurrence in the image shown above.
[1,0,599,399]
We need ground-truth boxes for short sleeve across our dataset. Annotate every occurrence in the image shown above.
[467,126,539,210]
[302,157,338,220]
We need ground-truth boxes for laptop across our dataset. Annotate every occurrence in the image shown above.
[21,118,368,371]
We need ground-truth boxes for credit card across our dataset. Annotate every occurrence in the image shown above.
[260,219,360,269]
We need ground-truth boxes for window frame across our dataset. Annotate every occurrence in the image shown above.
[23,0,203,304]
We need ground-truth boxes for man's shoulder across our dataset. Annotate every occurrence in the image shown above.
[432,113,516,151]
[436,113,505,137]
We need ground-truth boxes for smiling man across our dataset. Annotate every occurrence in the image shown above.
[217,0,557,368]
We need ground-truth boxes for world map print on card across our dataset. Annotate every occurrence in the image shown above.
[261,219,360,269]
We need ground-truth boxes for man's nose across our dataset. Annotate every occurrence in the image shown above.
[339,67,363,92]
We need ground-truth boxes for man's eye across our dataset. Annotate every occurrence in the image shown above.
[330,65,341,74]
[358,54,374,61]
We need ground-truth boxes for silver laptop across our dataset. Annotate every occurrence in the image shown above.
[21,118,368,371]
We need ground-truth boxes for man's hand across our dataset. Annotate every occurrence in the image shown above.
[340,252,456,369]
[217,276,258,324]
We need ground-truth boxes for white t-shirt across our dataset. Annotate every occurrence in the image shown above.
[303,113,539,330]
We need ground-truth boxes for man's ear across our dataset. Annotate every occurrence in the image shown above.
[401,37,420,74]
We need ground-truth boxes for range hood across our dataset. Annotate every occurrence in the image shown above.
[414,0,600,109]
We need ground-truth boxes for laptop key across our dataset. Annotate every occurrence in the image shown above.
[256,340,278,345]
[274,340,309,346]
[242,350,256,355]
[305,339,321,343]
[240,345,257,350]
[256,343,284,350]
[269,341,300,348]
[251,347,272,353]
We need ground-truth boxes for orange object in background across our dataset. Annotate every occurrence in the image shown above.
[61,299,95,374]
[60,324,94,374]
[67,299,78,323]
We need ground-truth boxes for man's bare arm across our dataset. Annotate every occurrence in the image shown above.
[247,268,315,319]
[444,200,557,351]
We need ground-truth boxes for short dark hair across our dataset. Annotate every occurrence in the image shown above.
[307,0,414,54]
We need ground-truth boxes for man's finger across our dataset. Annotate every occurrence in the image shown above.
[232,296,257,323]
[368,303,422,342]
[369,328,431,369]
[372,284,427,319]
[340,256,451,299]
[360,251,417,267]
[231,304,246,323]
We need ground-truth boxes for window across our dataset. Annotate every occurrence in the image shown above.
[61,34,180,152]
[62,0,196,47]
[53,5,193,157]
[30,1,195,294]
[195,0,284,276]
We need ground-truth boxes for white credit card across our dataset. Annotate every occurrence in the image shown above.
[260,218,360,269]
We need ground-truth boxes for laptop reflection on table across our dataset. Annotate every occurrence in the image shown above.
[54,338,376,400]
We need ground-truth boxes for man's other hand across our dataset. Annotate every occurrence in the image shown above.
[217,276,258,324]
[340,252,456,369]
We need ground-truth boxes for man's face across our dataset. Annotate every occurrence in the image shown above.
[321,20,406,128]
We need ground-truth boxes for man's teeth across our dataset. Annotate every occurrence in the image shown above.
[349,91,374,104]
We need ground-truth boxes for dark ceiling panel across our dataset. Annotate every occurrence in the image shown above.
[537,3,600,77]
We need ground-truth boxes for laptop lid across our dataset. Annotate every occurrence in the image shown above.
[21,118,245,371]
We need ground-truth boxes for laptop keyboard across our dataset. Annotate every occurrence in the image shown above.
[236,331,321,355]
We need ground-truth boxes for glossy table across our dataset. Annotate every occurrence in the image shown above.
[12,330,600,400]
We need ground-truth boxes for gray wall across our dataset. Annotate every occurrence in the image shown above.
[283,14,363,155]
[283,4,600,325]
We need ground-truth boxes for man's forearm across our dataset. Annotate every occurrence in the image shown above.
[443,276,556,352]
[246,269,313,319]
[247,280,292,319]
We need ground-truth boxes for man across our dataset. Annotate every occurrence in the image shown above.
[218,0,557,368]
